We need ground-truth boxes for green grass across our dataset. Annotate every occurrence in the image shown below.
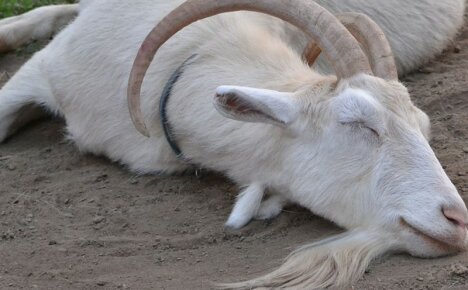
[0,0,76,18]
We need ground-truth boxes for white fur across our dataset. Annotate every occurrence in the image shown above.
[255,194,288,221]
[0,0,467,289]
[0,0,465,74]
[225,183,264,229]
[219,229,396,289]
[0,4,78,52]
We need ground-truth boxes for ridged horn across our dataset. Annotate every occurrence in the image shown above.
[303,12,398,80]
[127,0,372,137]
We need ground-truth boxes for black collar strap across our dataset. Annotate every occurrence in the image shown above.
[160,54,197,162]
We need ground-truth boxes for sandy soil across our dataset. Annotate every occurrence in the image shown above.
[1,12,468,290]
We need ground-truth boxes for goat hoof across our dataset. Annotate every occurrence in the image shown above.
[224,216,251,230]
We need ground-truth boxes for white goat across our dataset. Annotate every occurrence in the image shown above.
[0,0,467,289]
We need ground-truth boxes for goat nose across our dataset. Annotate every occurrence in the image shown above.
[442,206,468,228]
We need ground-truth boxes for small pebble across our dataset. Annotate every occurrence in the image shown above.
[48,240,57,245]
[41,148,52,154]
[0,155,11,161]
[463,147,468,153]
[93,216,105,224]
[450,263,468,276]
[58,248,68,253]
[63,213,74,218]
[419,67,435,74]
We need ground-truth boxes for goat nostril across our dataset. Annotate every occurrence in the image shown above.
[442,207,468,228]
[446,217,459,226]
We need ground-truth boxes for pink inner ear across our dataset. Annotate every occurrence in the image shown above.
[223,94,258,115]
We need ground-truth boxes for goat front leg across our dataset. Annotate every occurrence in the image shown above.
[225,183,265,229]
[255,194,288,221]
[0,54,57,142]
[0,4,79,53]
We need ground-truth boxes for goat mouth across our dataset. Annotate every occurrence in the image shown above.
[399,218,464,253]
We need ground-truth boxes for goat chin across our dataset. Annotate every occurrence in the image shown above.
[216,230,395,289]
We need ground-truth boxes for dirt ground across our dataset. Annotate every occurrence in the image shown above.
[1,12,468,290]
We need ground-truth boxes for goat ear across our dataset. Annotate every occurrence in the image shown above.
[214,86,299,126]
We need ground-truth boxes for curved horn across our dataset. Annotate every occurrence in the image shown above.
[303,12,398,80]
[128,0,372,137]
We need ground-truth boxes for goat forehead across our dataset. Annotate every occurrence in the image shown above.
[342,74,412,107]
[346,79,423,130]
[333,88,417,127]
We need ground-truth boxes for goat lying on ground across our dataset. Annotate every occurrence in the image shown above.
[0,0,467,289]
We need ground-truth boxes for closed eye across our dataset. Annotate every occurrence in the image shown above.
[342,121,380,138]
